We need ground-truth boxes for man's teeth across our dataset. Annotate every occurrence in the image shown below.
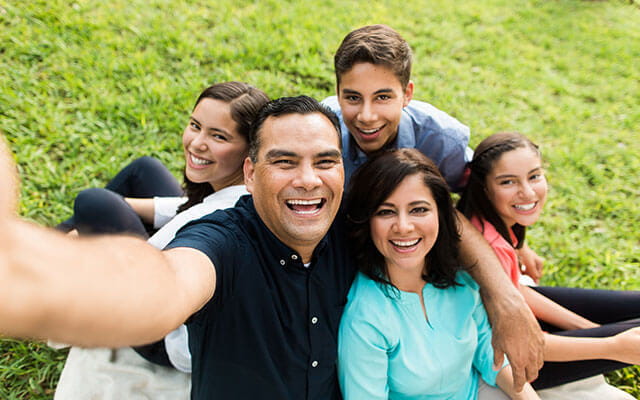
[391,239,420,247]
[191,154,212,165]
[514,203,536,211]
[287,199,322,206]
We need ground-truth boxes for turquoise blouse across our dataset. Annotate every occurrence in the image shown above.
[338,271,504,400]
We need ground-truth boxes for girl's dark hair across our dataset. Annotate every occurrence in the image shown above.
[345,148,461,290]
[457,132,540,248]
[178,82,269,212]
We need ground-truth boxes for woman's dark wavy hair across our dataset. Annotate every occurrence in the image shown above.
[177,82,269,213]
[457,132,540,249]
[345,148,462,290]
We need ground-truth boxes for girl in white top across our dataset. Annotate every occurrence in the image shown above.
[54,82,269,399]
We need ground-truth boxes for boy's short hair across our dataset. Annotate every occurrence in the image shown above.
[334,24,413,89]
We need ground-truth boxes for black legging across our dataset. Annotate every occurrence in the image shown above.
[57,156,183,237]
[57,156,182,367]
[530,285,640,389]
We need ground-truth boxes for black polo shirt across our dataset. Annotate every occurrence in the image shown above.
[167,195,356,400]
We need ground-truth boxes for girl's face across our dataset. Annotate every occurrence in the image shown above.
[485,146,547,228]
[182,98,248,191]
[370,174,439,275]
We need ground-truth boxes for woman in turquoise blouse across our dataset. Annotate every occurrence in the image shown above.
[339,148,538,400]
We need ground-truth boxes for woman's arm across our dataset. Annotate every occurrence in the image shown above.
[495,366,540,399]
[125,198,155,225]
[520,285,598,331]
[544,327,640,364]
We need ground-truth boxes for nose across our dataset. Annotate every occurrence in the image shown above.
[190,132,208,152]
[519,182,535,198]
[357,101,377,124]
[293,162,322,191]
[393,212,413,234]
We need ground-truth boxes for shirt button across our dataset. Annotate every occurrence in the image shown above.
[279,259,285,266]
[311,360,318,368]
[311,317,318,324]
[291,254,298,260]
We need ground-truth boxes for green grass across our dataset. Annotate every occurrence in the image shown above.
[1,0,639,398]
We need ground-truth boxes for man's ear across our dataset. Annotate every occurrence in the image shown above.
[243,157,255,194]
[403,81,414,107]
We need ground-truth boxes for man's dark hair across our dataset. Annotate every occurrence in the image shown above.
[248,95,341,162]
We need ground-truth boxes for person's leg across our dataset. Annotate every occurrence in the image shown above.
[72,188,148,237]
[532,318,640,389]
[532,286,640,328]
[56,157,182,233]
[105,156,182,198]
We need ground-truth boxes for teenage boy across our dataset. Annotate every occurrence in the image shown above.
[322,24,471,191]
[323,24,545,386]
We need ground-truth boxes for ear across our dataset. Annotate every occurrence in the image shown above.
[243,156,256,194]
[403,81,414,107]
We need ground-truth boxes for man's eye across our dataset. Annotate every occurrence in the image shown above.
[377,94,391,101]
[317,159,337,169]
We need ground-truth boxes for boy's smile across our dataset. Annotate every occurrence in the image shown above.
[337,62,413,154]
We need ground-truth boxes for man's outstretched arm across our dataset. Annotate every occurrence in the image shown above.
[457,211,544,390]
[0,134,215,347]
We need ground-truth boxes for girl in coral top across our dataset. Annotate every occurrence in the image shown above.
[457,132,640,390]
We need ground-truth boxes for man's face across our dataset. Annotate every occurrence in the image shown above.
[244,113,344,260]
[337,62,414,154]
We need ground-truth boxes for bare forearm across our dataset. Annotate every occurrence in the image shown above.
[520,285,598,331]
[544,333,614,362]
[496,366,540,399]
[0,218,206,347]
[125,197,155,225]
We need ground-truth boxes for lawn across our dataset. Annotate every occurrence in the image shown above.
[1,0,639,398]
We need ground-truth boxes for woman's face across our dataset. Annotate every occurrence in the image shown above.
[182,98,248,190]
[370,173,439,275]
[484,146,547,228]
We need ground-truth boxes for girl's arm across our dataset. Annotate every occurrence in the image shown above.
[516,242,543,283]
[519,285,599,330]
[125,198,155,225]
[496,365,540,399]
[544,327,640,364]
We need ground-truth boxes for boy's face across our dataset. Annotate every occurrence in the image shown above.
[337,62,413,155]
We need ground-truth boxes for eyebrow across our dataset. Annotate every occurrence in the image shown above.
[379,200,432,208]
[494,166,543,180]
[190,117,230,135]
[341,88,394,95]
[264,149,342,160]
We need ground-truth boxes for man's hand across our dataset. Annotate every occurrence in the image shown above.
[517,243,543,283]
[0,134,19,217]
[484,287,545,391]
